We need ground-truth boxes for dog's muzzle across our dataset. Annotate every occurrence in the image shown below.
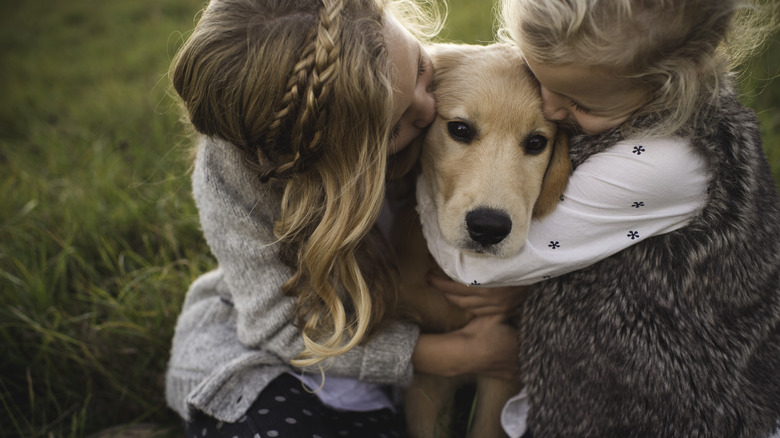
[466,208,512,246]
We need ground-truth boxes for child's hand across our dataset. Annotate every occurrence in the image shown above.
[457,314,521,381]
[427,267,529,316]
[412,314,520,381]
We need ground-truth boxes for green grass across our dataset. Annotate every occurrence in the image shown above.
[1,1,213,436]
[1,1,778,437]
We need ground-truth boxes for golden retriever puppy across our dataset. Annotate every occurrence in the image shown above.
[390,43,570,438]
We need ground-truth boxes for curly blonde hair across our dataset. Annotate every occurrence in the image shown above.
[499,0,778,137]
[171,0,442,367]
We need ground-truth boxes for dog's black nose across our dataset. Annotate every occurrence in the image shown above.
[466,208,512,245]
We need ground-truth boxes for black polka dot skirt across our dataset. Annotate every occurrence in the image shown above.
[184,373,407,438]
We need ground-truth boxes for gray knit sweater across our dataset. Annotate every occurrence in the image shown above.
[165,136,419,423]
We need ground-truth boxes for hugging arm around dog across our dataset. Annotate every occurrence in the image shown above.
[417,134,709,287]
[166,137,420,423]
[497,93,780,437]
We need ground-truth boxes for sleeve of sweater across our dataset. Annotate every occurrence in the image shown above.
[417,136,709,287]
[193,137,419,385]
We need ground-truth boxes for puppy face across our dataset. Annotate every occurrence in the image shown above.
[421,44,570,258]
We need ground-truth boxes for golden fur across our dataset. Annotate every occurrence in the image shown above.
[391,43,571,438]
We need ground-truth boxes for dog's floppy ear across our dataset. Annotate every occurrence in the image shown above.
[426,43,466,66]
[533,129,571,218]
[426,43,482,78]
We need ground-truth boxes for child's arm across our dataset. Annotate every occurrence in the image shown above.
[325,313,520,382]
[418,136,708,287]
[195,137,422,385]
[412,314,520,381]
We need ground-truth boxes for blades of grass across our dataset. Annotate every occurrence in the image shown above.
[8,307,84,349]
[70,393,91,438]
[0,377,29,437]
[466,390,478,436]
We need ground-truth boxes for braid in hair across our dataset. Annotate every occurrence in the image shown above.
[260,39,315,179]
[260,0,344,182]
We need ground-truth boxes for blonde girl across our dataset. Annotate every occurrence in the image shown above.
[164,0,520,436]
[417,0,780,436]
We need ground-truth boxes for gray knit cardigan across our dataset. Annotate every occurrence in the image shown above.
[165,137,419,423]
[520,86,780,436]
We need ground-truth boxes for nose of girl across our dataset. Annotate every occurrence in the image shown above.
[413,88,437,129]
[540,87,569,121]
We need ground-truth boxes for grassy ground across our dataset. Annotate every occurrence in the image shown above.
[1,1,778,437]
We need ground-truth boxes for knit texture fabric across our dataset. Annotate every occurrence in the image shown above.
[165,137,419,423]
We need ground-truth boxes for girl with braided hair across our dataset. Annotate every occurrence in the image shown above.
[165,0,520,436]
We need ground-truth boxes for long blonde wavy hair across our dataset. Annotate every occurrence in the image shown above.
[499,0,778,137]
[171,0,441,367]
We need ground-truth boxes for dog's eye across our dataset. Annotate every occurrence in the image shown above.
[447,121,474,142]
[525,135,548,155]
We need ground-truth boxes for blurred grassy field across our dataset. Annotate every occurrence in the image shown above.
[1,0,778,437]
